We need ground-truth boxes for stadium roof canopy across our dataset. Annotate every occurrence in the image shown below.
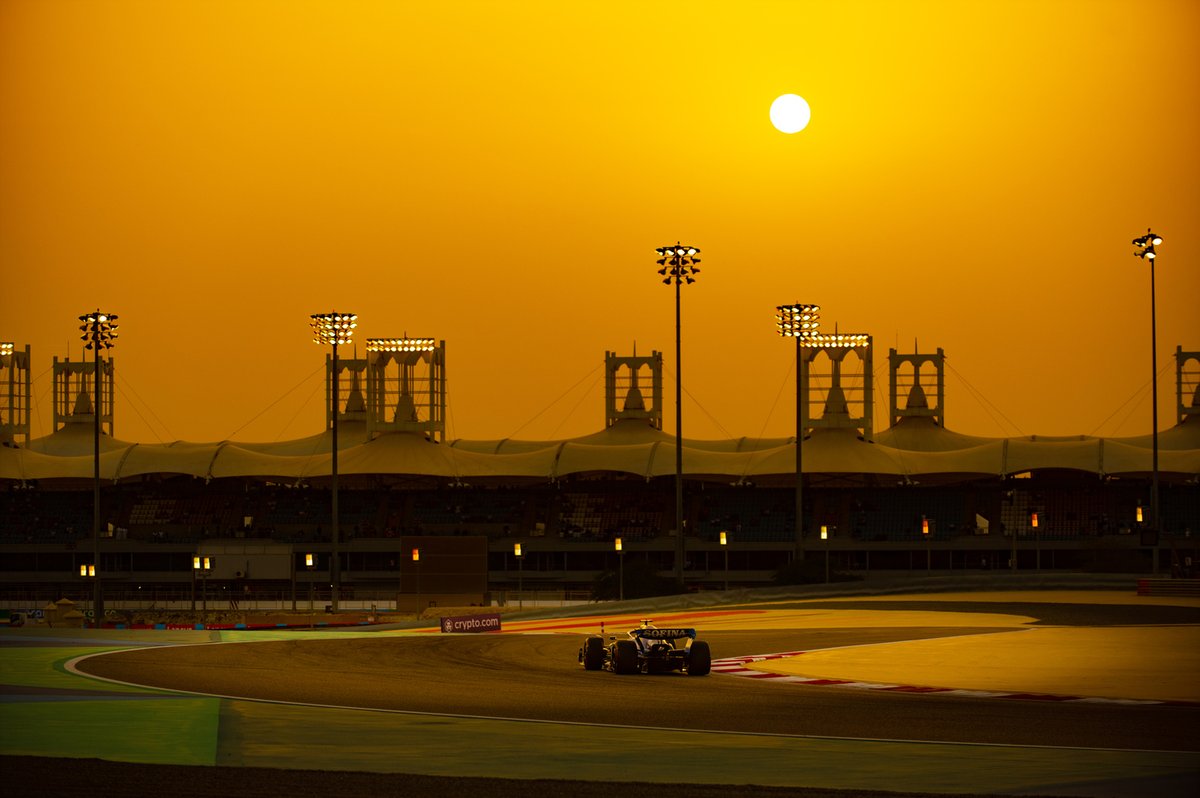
[2,411,1197,484]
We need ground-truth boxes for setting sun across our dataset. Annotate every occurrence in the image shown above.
[770,94,811,133]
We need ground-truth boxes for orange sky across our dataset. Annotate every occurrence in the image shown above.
[2,1,1198,446]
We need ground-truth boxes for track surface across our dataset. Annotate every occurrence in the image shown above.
[78,600,1200,753]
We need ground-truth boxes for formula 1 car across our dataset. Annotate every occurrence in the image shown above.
[578,619,711,676]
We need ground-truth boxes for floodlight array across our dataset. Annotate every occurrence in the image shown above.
[776,303,821,338]
[310,312,357,345]
[1132,229,1162,261]
[0,342,13,357]
[798,332,871,349]
[366,337,436,352]
[78,311,119,351]
[655,242,701,285]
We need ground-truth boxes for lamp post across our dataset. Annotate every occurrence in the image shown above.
[1132,230,1162,548]
[1031,512,1040,572]
[922,516,931,571]
[193,555,212,615]
[719,530,729,592]
[310,312,357,613]
[79,310,117,625]
[820,525,830,583]
[412,547,421,618]
[79,564,96,623]
[304,552,315,614]
[656,243,701,585]
[776,303,820,561]
[514,542,524,610]
[614,537,624,602]
[1010,517,1018,572]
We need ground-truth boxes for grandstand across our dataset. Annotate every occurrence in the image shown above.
[0,340,1197,609]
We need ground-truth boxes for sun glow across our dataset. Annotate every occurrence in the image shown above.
[770,94,810,133]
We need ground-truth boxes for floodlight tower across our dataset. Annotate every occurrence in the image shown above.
[364,337,445,441]
[605,349,663,429]
[655,242,701,584]
[0,342,11,439]
[800,332,875,440]
[1176,348,1200,426]
[310,311,357,612]
[776,303,820,559]
[888,347,945,428]
[79,310,118,625]
[1132,230,1162,538]
[0,342,32,447]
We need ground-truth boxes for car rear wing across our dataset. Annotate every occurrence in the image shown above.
[631,627,696,641]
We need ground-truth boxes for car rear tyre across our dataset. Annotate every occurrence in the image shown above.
[687,640,711,676]
[613,640,639,675]
[582,636,604,670]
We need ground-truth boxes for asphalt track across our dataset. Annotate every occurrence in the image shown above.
[5,589,1200,797]
[74,623,1197,751]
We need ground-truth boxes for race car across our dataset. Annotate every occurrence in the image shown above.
[578,619,711,676]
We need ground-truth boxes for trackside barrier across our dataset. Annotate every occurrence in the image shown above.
[63,618,384,631]
[1136,578,1200,597]
[143,619,379,631]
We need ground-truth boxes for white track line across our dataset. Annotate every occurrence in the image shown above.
[710,653,1181,706]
